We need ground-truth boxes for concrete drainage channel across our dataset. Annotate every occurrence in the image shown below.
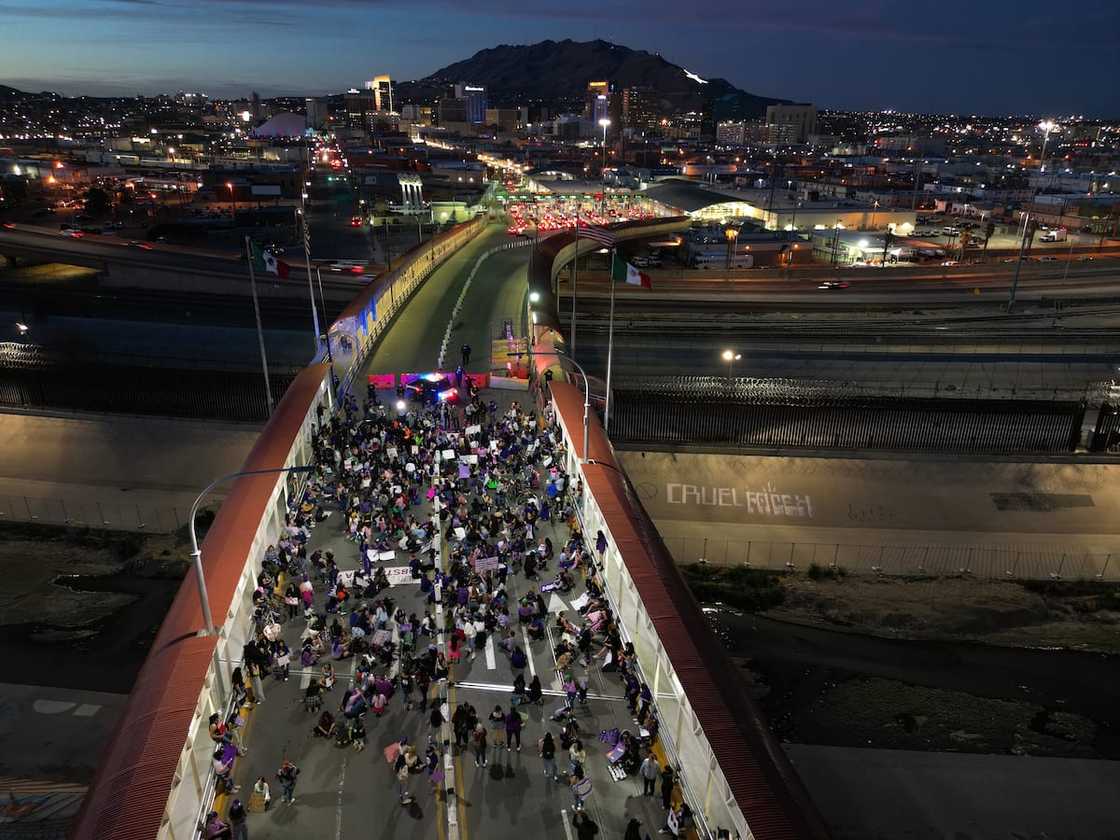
[437,240,531,370]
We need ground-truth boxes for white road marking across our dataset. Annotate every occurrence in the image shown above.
[484,635,496,670]
[520,625,537,678]
[32,700,75,715]
[300,670,312,690]
[72,704,101,717]
[560,808,575,840]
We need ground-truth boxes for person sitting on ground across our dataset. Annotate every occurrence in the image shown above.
[313,710,336,739]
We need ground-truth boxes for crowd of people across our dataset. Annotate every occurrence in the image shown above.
[202,381,691,839]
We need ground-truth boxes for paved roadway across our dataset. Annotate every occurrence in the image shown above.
[366,224,527,375]
[617,450,1120,577]
[225,414,667,840]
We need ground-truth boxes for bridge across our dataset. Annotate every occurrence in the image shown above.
[69,214,827,840]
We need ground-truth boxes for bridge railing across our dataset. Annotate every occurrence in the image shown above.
[549,395,750,840]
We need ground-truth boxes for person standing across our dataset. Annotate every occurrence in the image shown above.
[640,753,660,796]
[277,759,299,806]
[538,731,559,780]
[660,764,675,811]
[460,344,472,368]
[569,766,593,811]
[488,705,506,750]
[505,706,523,752]
[471,722,489,767]
[572,810,600,840]
[228,798,248,840]
[624,818,643,840]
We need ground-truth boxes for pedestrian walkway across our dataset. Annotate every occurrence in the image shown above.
[207,387,686,840]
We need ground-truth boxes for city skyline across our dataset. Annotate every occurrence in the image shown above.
[1,0,1119,116]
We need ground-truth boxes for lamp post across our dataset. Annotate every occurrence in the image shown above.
[1038,120,1056,174]
[721,348,741,384]
[530,349,590,465]
[188,465,315,636]
[724,226,739,273]
[598,118,611,174]
[225,181,237,215]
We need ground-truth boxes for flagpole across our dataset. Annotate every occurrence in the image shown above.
[245,236,274,415]
[298,205,321,356]
[604,247,616,435]
[571,208,579,355]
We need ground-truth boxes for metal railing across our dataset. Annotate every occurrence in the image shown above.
[662,535,1120,581]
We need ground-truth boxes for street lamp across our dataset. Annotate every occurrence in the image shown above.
[1038,120,1056,174]
[188,465,315,636]
[724,227,739,271]
[532,349,591,464]
[722,348,741,382]
[598,118,611,173]
[225,181,237,215]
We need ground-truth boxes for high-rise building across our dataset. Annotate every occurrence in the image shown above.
[452,83,488,124]
[305,97,328,130]
[585,80,610,120]
[764,103,817,143]
[364,75,394,112]
[344,89,378,131]
[621,86,658,133]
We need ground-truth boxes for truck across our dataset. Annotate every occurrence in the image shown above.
[1039,228,1067,242]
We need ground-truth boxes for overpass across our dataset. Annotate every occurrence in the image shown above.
[69,215,827,840]
[0,223,364,304]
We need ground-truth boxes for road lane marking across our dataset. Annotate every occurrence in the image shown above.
[484,636,496,670]
[520,626,537,678]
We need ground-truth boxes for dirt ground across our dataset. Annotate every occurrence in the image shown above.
[767,573,1120,653]
[801,676,1098,758]
[0,523,188,633]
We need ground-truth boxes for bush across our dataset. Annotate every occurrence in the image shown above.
[680,564,785,612]
[807,562,847,581]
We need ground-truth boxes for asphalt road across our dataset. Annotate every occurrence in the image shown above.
[365,224,526,375]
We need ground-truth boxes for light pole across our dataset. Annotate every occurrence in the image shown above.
[722,348,741,384]
[188,465,315,636]
[225,181,237,215]
[598,118,611,175]
[724,227,739,272]
[531,349,591,464]
[1038,120,1056,174]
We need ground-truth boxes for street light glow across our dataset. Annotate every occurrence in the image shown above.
[395,400,406,412]
[598,118,611,128]
[529,291,541,304]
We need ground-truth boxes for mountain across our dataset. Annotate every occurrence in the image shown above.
[397,39,787,119]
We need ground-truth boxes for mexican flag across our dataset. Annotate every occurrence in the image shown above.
[611,254,651,289]
[249,240,290,278]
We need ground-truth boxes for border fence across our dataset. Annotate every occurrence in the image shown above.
[662,534,1119,581]
[610,376,1087,455]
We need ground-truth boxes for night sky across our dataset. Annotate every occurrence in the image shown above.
[2,0,1118,116]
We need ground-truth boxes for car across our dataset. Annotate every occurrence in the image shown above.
[942,226,960,236]
[1001,257,1018,263]
[1038,256,1058,262]
[818,280,850,290]
[350,216,363,227]
[127,240,153,250]
[1,222,14,230]
[1076,256,1095,262]
[61,229,84,238]
[940,260,960,266]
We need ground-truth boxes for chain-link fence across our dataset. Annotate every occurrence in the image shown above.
[663,534,1119,581]
[0,494,186,533]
